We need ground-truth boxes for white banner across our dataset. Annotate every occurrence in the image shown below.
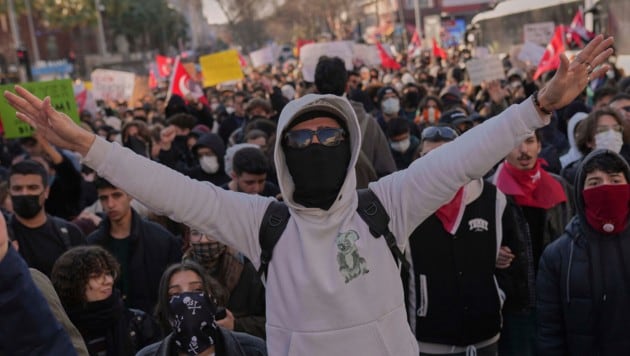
[466,57,505,86]
[300,41,354,82]
[91,69,136,101]
[249,46,276,68]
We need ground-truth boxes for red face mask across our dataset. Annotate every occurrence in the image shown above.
[583,184,630,234]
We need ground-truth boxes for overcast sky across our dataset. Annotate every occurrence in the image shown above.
[202,0,228,24]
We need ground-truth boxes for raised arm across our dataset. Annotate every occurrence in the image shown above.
[369,35,614,242]
[3,90,271,262]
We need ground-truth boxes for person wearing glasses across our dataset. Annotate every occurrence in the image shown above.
[184,227,266,339]
[86,177,182,315]
[3,35,614,356]
[561,108,626,185]
[405,125,518,355]
[51,245,161,356]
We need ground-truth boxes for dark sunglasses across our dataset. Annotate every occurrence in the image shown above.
[283,127,347,149]
[421,126,459,142]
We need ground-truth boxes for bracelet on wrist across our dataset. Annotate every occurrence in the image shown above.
[532,90,552,115]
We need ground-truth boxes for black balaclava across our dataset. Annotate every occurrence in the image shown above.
[283,110,351,210]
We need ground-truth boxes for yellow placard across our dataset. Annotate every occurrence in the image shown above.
[199,50,244,88]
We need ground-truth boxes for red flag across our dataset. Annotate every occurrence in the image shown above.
[238,52,248,68]
[567,8,594,48]
[156,55,173,78]
[295,39,315,57]
[432,38,447,59]
[167,57,205,102]
[376,42,401,70]
[407,30,422,57]
[148,67,158,89]
[534,25,566,80]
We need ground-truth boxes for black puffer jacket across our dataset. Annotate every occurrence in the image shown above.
[536,150,630,355]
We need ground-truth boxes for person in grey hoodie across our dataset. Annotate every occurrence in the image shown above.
[3,36,613,356]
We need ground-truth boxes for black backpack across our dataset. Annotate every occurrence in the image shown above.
[257,188,410,279]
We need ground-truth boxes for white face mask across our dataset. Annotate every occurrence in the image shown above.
[595,130,623,153]
[382,98,400,115]
[225,106,235,114]
[200,155,220,174]
[390,138,411,153]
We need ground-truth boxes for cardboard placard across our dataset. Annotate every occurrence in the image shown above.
[466,57,505,86]
[199,50,245,87]
[0,79,80,138]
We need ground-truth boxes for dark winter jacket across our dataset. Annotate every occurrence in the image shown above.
[536,150,630,355]
[0,247,76,355]
[87,209,182,314]
[491,172,574,313]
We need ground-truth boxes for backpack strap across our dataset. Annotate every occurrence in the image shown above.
[258,200,291,279]
[356,189,410,270]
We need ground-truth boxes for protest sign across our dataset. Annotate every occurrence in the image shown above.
[91,69,136,102]
[518,41,546,66]
[250,46,276,67]
[0,79,79,138]
[300,41,353,82]
[199,50,244,87]
[465,57,506,86]
[523,22,555,46]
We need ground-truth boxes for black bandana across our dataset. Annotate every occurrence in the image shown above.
[168,292,218,355]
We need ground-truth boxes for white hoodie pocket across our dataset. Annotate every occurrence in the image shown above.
[417,274,428,317]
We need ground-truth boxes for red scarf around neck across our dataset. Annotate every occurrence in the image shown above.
[436,187,465,234]
[495,159,567,209]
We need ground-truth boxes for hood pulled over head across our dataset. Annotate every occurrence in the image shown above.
[274,94,361,211]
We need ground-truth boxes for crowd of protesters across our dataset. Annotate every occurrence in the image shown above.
[1,35,629,356]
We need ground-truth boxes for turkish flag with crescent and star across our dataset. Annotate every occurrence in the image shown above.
[156,55,173,78]
[534,25,566,80]
[166,57,206,103]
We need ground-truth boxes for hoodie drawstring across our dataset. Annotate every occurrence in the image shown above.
[465,345,477,356]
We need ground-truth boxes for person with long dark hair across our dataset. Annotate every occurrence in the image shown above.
[137,260,266,356]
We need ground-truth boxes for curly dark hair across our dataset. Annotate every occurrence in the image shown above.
[51,245,120,307]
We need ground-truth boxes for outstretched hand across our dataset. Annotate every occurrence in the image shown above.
[538,35,614,111]
[3,86,95,156]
